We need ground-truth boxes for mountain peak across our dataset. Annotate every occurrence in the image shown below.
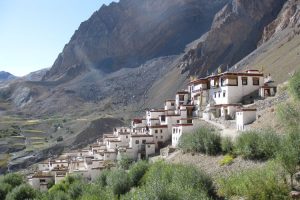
[0,71,16,81]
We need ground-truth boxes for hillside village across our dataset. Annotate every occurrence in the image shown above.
[28,69,277,191]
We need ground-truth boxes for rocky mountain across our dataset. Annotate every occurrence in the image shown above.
[180,0,286,76]
[0,71,16,82]
[0,0,295,118]
[234,0,300,84]
[24,68,49,81]
[44,0,230,81]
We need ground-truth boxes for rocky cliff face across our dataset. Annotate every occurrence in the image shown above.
[180,0,286,76]
[43,0,229,81]
[232,0,300,84]
[259,0,300,45]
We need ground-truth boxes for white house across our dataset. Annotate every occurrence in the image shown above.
[236,108,257,131]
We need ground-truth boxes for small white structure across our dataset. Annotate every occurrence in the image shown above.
[259,85,277,99]
[236,108,257,131]
[172,124,195,147]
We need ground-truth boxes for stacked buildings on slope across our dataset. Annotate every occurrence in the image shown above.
[29,69,276,190]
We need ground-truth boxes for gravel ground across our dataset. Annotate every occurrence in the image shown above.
[167,151,265,180]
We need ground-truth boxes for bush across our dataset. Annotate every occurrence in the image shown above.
[129,161,214,200]
[106,169,131,196]
[0,183,12,200]
[68,181,84,200]
[288,70,300,101]
[277,131,300,189]
[128,160,150,187]
[179,127,222,155]
[219,155,234,166]
[2,173,25,188]
[217,162,289,200]
[221,137,234,154]
[118,156,134,170]
[5,184,37,200]
[234,130,280,160]
[94,169,110,187]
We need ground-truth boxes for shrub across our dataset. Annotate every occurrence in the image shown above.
[221,137,234,154]
[277,131,300,189]
[217,162,289,200]
[128,160,150,187]
[118,156,134,170]
[219,155,234,166]
[80,184,114,200]
[0,183,12,200]
[2,173,25,188]
[288,70,300,101]
[132,161,214,199]
[234,130,280,160]
[94,169,110,187]
[5,184,37,200]
[68,181,84,200]
[179,127,222,155]
[106,169,131,196]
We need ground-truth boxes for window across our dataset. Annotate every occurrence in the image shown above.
[171,102,175,106]
[221,78,225,86]
[179,95,184,101]
[160,129,163,133]
[155,130,158,133]
[177,120,180,123]
[214,92,217,98]
[156,136,158,139]
[242,77,248,85]
[40,179,46,183]
[161,115,166,122]
[187,119,192,124]
[218,92,221,98]
[148,145,150,148]
[223,91,226,97]
[135,140,139,144]
[161,136,163,139]
[142,140,146,144]
[253,77,259,85]
[126,136,128,138]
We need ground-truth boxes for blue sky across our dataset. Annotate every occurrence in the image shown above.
[0,0,116,76]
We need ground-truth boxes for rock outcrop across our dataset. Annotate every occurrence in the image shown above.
[180,0,286,76]
[259,0,300,44]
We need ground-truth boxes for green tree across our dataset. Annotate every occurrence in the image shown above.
[277,132,300,189]
[5,184,37,200]
[106,169,131,196]
[128,160,149,187]
[2,173,25,188]
[118,156,133,170]
[179,127,221,155]
[0,183,12,200]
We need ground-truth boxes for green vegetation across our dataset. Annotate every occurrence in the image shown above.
[0,173,27,200]
[219,154,234,166]
[5,184,38,200]
[221,137,234,154]
[179,127,221,155]
[217,162,289,200]
[288,71,300,101]
[234,130,280,160]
